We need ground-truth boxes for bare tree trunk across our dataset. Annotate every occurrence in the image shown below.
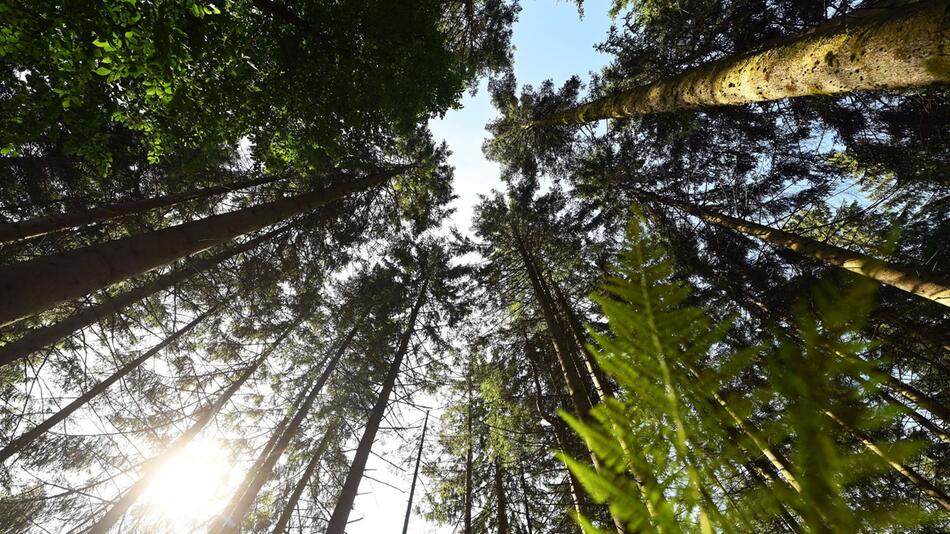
[510,223,598,413]
[463,374,474,534]
[0,174,285,243]
[401,410,430,534]
[0,307,217,464]
[326,277,429,534]
[0,224,290,368]
[518,457,535,534]
[213,318,363,534]
[549,277,615,398]
[494,456,510,534]
[642,191,950,306]
[824,409,950,511]
[525,334,597,521]
[0,168,403,326]
[215,385,313,532]
[271,419,340,534]
[87,322,297,534]
[534,1,950,126]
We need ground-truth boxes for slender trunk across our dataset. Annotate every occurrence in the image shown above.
[513,222,635,530]
[401,410,430,534]
[824,409,950,511]
[0,224,289,368]
[718,274,950,437]
[883,374,950,422]
[494,456,510,534]
[213,319,363,534]
[533,1,950,126]
[271,419,340,534]
[519,458,535,534]
[215,385,313,532]
[0,174,285,243]
[879,390,950,444]
[463,374,474,534]
[326,278,429,534]
[525,336,595,520]
[642,191,950,306]
[0,168,403,327]
[0,307,216,464]
[87,322,295,534]
[549,278,615,398]
[510,223,597,414]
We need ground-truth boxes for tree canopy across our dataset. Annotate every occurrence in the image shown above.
[0,0,946,532]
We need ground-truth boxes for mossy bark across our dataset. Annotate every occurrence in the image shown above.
[535,0,950,126]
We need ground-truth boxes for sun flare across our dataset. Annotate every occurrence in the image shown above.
[141,438,237,526]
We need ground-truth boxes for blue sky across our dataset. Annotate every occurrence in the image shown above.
[433,0,616,237]
[348,1,617,532]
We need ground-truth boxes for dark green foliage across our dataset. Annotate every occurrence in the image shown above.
[560,211,946,532]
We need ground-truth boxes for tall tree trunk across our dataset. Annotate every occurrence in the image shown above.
[0,167,403,327]
[0,174,285,243]
[215,384,313,532]
[514,222,641,529]
[525,334,596,521]
[533,1,950,126]
[212,318,363,534]
[510,222,598,413]
[87,322,296,534]
[548,277,615,398]
[463,369,474,534]
[642,191,950,306]
[326,277,429,534]
[494,456,510,534]
[518,457,535,534]
[0,224,289,368]
[879,390,950,444]
[824,409,950,511]
[271,419,340,534]
[0,307,217,464]
[401,410,430,534]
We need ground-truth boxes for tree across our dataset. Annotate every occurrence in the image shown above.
[0,167,402,327]
[532,1,950,126]
[325,270,430,533]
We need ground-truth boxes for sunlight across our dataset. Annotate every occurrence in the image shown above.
[141,438,237,527]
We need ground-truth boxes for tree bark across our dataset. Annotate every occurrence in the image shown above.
[549,278,615,398]
[494,456,510,534]
[325,277,429,534]
[401,410,430,534]
[0,224,289,368]
[525,333,597,521]
[0,174,285,243]
[87,322,296,534]
[510,222,598,413]
[463,374,474,534]
[213,318,363,534]
[824,409,950,511]
[642,191,950,307]
[533,0,950,126]
[0,168,403,327]
[271,419,340,534]
[0,307,216,464]
[518,457,535,534]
